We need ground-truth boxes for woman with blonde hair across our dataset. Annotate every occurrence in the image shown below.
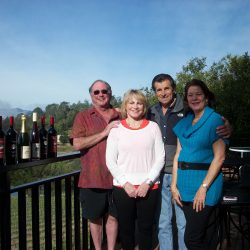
[106,89,165,250]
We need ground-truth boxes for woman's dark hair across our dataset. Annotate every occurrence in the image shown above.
[184,79,215,112]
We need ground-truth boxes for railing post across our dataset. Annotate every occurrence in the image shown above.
[18,189,27,250]
[65,177,72,250]
[55,180,62,250]
[44,182,52,250]
[32,186,40,250]
[74,175,81,250]
[0,171,11,250]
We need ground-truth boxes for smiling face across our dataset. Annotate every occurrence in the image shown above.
[126,97,144,121]
[154,80,175,107]
[187,85,207,114]
[90,81,111,109]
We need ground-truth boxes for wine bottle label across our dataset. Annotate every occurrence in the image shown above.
[0,138,4,159]
[40,137,48,158]
[32,143,40,158]
[11,142,17,157]
[21,146,31,159]
[50,136,57,153]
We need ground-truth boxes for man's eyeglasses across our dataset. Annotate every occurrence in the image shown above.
[93,89,109,95]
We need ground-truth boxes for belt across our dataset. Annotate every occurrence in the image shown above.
[178,162,210,170]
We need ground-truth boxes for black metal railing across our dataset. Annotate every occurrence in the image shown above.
[0,152,90,250]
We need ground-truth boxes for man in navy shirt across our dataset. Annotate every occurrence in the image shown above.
[147,74,231,250]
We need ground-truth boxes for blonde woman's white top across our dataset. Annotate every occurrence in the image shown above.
[106,120,165,187]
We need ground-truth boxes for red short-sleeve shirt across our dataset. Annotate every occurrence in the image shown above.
[70,106,121,189]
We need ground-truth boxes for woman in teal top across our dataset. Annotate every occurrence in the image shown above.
[171,79,227,250]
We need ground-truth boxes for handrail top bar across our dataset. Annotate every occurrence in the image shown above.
[11,170,81,193]
[0,151,81,173]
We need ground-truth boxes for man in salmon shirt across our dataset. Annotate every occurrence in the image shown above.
[70,80,120,250]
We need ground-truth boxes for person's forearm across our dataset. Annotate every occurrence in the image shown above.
[73,130,106,150]
[147,144,165,181]
[171,140,181,189]
[171,141,183,207]
[202,140,226,188]
[171,155,179,189]
[147,126,166,182]
[106,131,127,186]
[73,120,120,150]
[201,157,224,188]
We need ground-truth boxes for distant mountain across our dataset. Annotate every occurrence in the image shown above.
[0,108,32,118]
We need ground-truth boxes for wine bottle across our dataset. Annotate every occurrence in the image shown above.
[5,116,18,165]
[47,116,57,158]
[30,112,40,160]
[18,114,31,163]
[39,115,48,159]
[0,116,5,166]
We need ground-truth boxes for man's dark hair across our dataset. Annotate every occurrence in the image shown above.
[151,73,176,91]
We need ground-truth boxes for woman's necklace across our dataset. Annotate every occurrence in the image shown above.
[126,119,143,129]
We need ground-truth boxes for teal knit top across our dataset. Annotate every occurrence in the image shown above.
[173,106,227,206]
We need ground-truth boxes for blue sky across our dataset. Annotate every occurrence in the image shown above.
[0,0,249,110]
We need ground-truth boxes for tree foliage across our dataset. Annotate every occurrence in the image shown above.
[175,53,250,145]
[176,57,208,95]
[3,53,249,146]
[2,53,249,185]
[140,87,158,106]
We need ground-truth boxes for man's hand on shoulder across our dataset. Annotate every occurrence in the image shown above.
[102,120,120,137]
[72,121,120,150]
[216,116,233,139]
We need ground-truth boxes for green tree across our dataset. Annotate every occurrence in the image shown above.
[111,95,122,108]
[56,102,70,121]
[176,57,208,96]
[208,53,250,145]
[175,53,250,145]
[32,107,44,116]
[140,87,158,106]
[45,103,59,117]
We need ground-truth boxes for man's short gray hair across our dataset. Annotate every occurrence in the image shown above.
[89,79,112,93]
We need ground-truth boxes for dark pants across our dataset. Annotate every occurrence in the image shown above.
[113,187,159,250]
[182,202,218,250]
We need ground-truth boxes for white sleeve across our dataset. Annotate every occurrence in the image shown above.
[106,128,127,186]
[147,123,165,182]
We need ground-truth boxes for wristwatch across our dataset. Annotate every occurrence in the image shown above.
[201,183,208,190]
[146,179,154,188]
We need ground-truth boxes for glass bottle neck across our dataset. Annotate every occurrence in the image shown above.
[10,117,14,128]
[21,120,26,133]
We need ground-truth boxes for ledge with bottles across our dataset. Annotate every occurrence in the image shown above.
[0,113,58,170]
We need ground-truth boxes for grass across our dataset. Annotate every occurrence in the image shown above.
[10,144,83,249]
[11,188,83,249]
[57,143,75,153]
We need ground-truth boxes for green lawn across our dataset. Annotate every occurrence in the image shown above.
[9,144,84,249]
[11,181,83,249]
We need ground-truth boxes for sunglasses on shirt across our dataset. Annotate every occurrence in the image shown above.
[93,89,109,95]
